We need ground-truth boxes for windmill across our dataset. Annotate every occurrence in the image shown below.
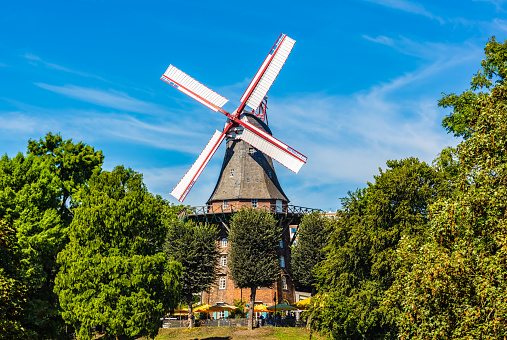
[161,33,306,202]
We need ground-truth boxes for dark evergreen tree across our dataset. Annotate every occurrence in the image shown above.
[54,166,181,340]
[291,211,329,295]
[164,220,219,328]
[228,207,280,330]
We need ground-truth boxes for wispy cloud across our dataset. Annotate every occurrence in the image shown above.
[23,53,108,81]
[362,35,482,64]
[473,0,507,11]
[364,0,444,24]
[362,35,395,47]
[493,18,507,31]
[35,83,169,115]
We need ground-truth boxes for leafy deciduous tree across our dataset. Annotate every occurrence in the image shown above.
[0,133,103,338]
[54,166,181,340]
[309,158,446,339]
[228,207,280,330]
[388,37,507,339]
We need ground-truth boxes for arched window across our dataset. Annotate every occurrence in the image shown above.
[282,276,287,290]
[280,256,285,268]
[221,238,228,248]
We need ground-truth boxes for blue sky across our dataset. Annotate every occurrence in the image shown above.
[1,0,506,210]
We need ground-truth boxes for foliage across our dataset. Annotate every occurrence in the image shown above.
[388,41,507,338]
[228,207,280,329]
[0,133,103,338]
[229,299,247,319]
[164,219,219,327]
[0,219,33,339]
[291,211,329,294]
[54,166,181,340]
[308,158,447,339]
[439,36,507,138]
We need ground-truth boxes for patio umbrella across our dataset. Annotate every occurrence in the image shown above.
[253,304,270,313]
[193,304,212,313]
[208,302,238,312]
[292,297,311,310]
[267,303,298,311]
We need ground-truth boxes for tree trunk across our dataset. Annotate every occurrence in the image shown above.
[248,287,256,330]
[186,294,195,328]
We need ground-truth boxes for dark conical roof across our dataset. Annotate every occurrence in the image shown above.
[207,113,289,204]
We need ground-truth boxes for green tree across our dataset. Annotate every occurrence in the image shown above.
[309,158,446,339]
[0,133,103,338]
[439,36,507,139]
[164,220,219,328]
[291,211,329,295]
[0,219,33,339]
[228,207,280,330]
[54,166,181,340]
[388,37,507,339]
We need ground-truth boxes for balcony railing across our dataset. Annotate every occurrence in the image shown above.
[178,204,320,220]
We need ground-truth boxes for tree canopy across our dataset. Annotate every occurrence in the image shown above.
[291,211,329,295]
[228,207,280,330]
[0,133,103,338]
[164,220,219,328]
[388,37,507,339]
[308,158,448,339]
[54,166,181,340]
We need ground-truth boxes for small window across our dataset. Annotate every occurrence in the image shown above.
[251,199,258,208]
[268,170,272,178]
[219,276,226,289]
[249,147,255,154]
[282,276,287,290]
[223,200,228,209]
[280,256,285,268]
[279,240,283,248]
[221,238,228,248]
[230,169,234,177]
[247,178,250,183]
[217,311,225,319]
[220,255,227,267]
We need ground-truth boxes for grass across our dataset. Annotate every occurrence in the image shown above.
[151,326,327,340]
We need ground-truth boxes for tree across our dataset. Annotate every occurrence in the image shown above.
[388,37,507,339]
[0,133,103,338]
[439,36,507,139]
[309,158,447,339]
[0,219,33,339]
[164,220,219,328]
[54,166,181,340]
[291,211,329,295]
[228,207,281,330]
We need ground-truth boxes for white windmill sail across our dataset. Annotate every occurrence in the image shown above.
[161,65,229,112]
[239,117,306,174]
[170,130,226,201]
[239,34,296,112]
